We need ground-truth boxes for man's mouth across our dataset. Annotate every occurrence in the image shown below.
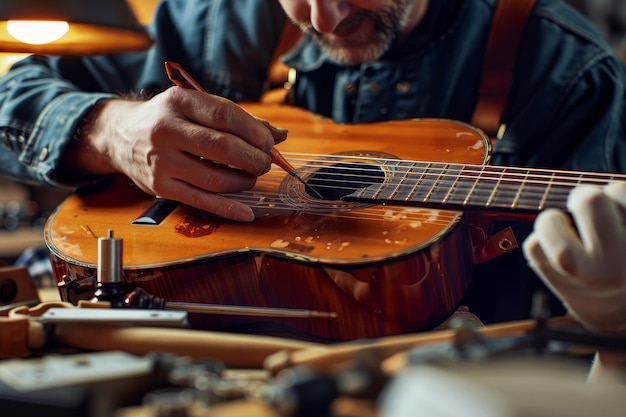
[332,12,367,37]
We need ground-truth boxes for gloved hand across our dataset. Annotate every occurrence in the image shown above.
[523,182,626,335]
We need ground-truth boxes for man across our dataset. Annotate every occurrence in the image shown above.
[1,0,625,327]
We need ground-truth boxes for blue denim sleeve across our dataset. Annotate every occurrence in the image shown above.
[0,0,285,188]
[0,0,197,188]
[0,59,114,187]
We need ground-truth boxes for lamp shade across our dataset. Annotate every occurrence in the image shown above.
[0,0,153,54]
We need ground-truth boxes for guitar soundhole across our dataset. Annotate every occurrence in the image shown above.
[305,162,385,200]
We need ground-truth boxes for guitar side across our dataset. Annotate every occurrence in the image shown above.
[45,104,491,341]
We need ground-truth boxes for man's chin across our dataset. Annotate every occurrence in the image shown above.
[324,45,386,65]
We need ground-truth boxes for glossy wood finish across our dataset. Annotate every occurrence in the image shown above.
[45,104,490,341]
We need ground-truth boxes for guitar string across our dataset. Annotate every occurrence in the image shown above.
[285,153,626,184]
[224,195,461,228]
[285,154,626,187]
[279,153,625,208]
[204,153,625,226]
[220,170,462,228]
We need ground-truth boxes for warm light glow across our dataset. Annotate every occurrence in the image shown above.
[7,20,70,45]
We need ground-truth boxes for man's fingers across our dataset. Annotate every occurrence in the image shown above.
[604,182,626,226]
[529,209,584,276]
[175,123,272,177]
[255,117,289,144]
[526,184,626,283]
[155,151,258,194]
[155,178,255,222]
[168,87,276,151]
[567,185,625,263]
[522,233,580,292]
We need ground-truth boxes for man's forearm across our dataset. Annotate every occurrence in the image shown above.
[56,99,142,181]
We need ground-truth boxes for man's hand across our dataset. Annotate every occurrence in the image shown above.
[64,87,288,222]
[523,182,626,334]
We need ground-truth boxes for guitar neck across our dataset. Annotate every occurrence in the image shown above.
[341,161,626,214]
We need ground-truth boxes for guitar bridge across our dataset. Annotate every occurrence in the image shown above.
[132,198,179,225]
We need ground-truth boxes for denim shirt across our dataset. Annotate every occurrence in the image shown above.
[286,0,626,172]
[0,0,625,188]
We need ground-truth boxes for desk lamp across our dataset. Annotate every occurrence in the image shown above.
[0,0,153,54]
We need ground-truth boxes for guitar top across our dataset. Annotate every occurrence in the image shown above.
[45,104,490,270]
[45,104,499,340]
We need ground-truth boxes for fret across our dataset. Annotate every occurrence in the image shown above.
[538,171,582,210]
[363,160,421,201]
[422,164,453,206]
[487,167,532,209]
[398,162,465,206]
[443,165,479,207]
[402,162,465,207]
[414,163,442,203]
[541,171,612,208]
[463,165,484,206]
[540,171,562,210]
[485,167,505,207]
[403,161,432,202]
[345,158,626,214]
[386,160,413,201]
[512,169,554,211]
[466,166,502,208]
[368,159,405,200]
[509,169,559,211]
[485,167,526,210]
[511,170,527,209]
[575,173,607,187]
[441,165,464,205]
[352,160,428,202]
[401,162,437,203]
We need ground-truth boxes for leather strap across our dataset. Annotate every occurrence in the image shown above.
[471,0,537,138]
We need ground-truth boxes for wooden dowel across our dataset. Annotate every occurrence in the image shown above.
[54,324,320,368]
[264,316,578,374]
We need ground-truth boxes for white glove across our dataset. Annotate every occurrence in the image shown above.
[522,182,626,335]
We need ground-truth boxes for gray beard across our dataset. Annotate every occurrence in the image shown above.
[297,0,414,65]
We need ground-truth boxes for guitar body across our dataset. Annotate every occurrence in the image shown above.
[45,104,491,341]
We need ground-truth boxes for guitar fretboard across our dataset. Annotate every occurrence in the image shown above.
[341,160,625,213]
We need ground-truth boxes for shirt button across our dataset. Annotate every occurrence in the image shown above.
[368,83,380,94]
[345,83,357,96]
[396,81,411,94]
[39,146,49,161]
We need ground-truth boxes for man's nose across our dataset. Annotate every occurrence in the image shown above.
[309,0,351,33]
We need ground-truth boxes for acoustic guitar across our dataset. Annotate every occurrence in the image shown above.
[44,104,625,341]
